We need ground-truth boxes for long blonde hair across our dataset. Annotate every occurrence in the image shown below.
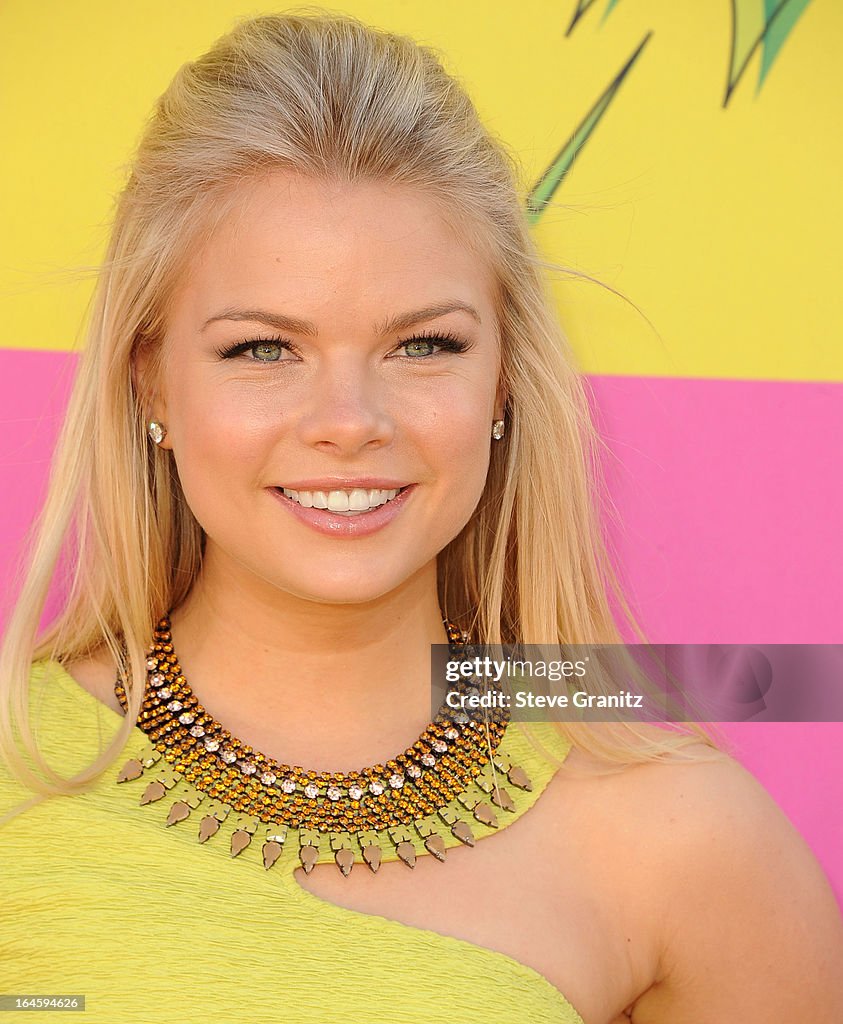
[0,7,727,827]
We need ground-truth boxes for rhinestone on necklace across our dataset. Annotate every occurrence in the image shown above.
[116,614,533,878]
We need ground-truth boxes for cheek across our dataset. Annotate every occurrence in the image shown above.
[423,392,494,452]
[413,371,495,436]
[178,384,277,453]
[422,404,494,523]
[171,385,278,509]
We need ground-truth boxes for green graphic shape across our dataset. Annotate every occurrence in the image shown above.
[602,0,623,23]
[760,0,814,89]
[566,0,623,35]
[565,1,814,101]
[726,0,813,103]
[526,33,650,224]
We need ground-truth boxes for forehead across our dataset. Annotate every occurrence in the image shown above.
[168,171,496,323]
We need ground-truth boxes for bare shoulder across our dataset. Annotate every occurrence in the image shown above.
[544,726,843,1021]
[550,723,737,823]
[63,649,123,716]
[582,730,843,1023]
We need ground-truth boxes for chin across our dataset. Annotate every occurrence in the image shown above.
[272,573,412,607]
[288,590,402,609]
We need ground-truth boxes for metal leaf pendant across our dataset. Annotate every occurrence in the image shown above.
[299,844,319,874]
[396,841,417,868]
[139,780,166,805]
[165,800,191,826]
[424,834,447,861]
[198,815,221,843]
[116,757,143,782]
[361,842,382,873]
[472,801,499,829]
[451,820,475,846]
[263,840,284,870]
[231,830,252,857]
[490,784,517,812]
[334,848,355,877]
[507,764,533,791]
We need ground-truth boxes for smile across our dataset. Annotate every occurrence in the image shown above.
[269,484,416,538]
[279,486,407,516]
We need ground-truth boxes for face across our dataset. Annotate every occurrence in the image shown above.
[139,171,506,606]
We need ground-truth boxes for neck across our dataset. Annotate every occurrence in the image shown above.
[165,546,455,770]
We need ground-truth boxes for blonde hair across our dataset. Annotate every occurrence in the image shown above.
[0,7,728,827]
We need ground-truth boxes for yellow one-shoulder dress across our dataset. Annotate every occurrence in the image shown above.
[0,659,585,1023]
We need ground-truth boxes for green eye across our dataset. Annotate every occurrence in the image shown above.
[253,341,282,361]
[397,332,470,358]
[402,339,437,357]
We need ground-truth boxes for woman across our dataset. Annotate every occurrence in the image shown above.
[1,11,841,1024]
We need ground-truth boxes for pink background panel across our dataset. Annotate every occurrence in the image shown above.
[591,373,843,901]
[1,349,840,903]
[591,375,843,644]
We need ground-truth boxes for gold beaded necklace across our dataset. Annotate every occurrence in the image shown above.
[115,614,534,878]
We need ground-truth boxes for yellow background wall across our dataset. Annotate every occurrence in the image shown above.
[1,0,839,380]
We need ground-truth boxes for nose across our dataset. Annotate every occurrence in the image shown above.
[296,358,396,453]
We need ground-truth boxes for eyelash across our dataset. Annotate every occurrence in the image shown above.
[213,328,471,363]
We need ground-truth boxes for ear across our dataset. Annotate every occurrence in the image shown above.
[132,341,172,450]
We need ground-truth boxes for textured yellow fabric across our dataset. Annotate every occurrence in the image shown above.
[0,659,585,1023]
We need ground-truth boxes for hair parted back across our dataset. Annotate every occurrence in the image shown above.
[0,6,726,826]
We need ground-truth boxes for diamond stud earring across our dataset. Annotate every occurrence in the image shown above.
[148,421,167,445]
[491,419,505,440]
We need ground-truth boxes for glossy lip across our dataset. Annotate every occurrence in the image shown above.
[268,483,416,538]
[277,478,412,491]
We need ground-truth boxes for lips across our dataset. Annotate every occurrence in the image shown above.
[275,478,412,491]
[268,482,416,538]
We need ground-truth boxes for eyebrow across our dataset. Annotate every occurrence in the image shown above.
[201,300,482,337]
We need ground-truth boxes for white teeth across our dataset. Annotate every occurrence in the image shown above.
[281,487,402,513]
[348,483,370,507]
[327,491,345,511]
